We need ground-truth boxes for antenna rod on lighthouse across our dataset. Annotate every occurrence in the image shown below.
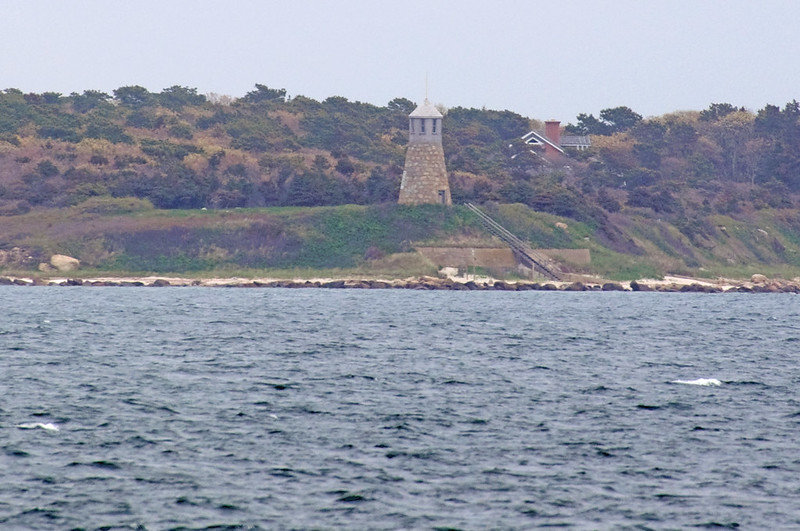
[425,72,428,101]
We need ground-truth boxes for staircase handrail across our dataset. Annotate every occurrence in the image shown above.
[464,202,561,280]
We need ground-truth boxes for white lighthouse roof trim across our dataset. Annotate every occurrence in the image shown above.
[409,98,443,118]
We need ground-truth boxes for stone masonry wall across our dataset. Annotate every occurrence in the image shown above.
[416,247,517,269]
[416,247,592,268]
[398,143,451,205]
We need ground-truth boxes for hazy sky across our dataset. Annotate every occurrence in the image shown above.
[3,1,799,122]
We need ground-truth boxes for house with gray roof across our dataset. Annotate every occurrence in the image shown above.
[521,120,591,159]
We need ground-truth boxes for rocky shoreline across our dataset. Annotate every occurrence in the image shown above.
[1,274,799,293]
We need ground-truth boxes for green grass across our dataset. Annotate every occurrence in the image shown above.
[5,202,800,281]
[586,249,662,281]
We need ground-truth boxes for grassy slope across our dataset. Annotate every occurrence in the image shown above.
[2,199,800,280]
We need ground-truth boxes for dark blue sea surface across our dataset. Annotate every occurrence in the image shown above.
[1,287,800,529]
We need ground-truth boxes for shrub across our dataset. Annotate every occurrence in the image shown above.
[72,196,155,215]
[36,160,59,178]
[140,139,201,160]
[169,123,194,139]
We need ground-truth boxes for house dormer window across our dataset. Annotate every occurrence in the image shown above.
[432,119,437,134]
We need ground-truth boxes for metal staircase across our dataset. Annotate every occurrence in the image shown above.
[464,202,562,281]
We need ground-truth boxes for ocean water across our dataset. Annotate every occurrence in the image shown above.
[1,287,800,529]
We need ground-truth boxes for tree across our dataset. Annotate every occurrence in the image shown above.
[113,85,153,107]
[365,166,399,203]
[70,90,111,113]
[242,84,286,104]
[568,106,641,135]
[599,107,642,132]
[158,85,206,110]
[699,102,742,122]
[36,160,59,178]
[312,155,330,170]
[284,171,344,206]
[567,113,608,135]
[754,100,800,190]
[41,92,62,104]
[754,104,782,135]
[335,156,356,175]
[665,121,698,156]
[707,111,755,182]
[388,97,415,114]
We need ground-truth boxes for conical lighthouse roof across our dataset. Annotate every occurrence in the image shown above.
[409,98,442,118]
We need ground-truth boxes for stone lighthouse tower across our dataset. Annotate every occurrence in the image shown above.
[398,98,451,205]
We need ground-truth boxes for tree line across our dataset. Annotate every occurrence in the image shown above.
[1,84,799,239]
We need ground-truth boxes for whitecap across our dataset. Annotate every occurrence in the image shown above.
[17,422,60,432]
[672,378,722,387]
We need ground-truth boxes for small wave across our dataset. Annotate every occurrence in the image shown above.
[672,378,722,386]
[726,380,767,387]
[17,422,59,431]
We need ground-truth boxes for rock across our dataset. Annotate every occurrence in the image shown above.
[752,284,780,293]
[438,267,459,278]
[779,283,800,293]
[151,279,171,287]
[0,277,13,285]
[680,283,702,292]
[602,282,625,291]
[50,254,80,272]
[38,262,55,272]
[562,282,586,291]
[680,283,721,293]
[541,283,558,291]
[654,284,677,292]
[555,222,568,231]
[0,247,36,267]
[751,274,768,284]
[629,280,653,292]
[12,279,30,286]
[323,280,346,289]
[65,278,83,286]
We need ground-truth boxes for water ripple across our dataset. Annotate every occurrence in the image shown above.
[1,289,798,528]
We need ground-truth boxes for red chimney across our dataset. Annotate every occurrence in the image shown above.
[544,120,561,158]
